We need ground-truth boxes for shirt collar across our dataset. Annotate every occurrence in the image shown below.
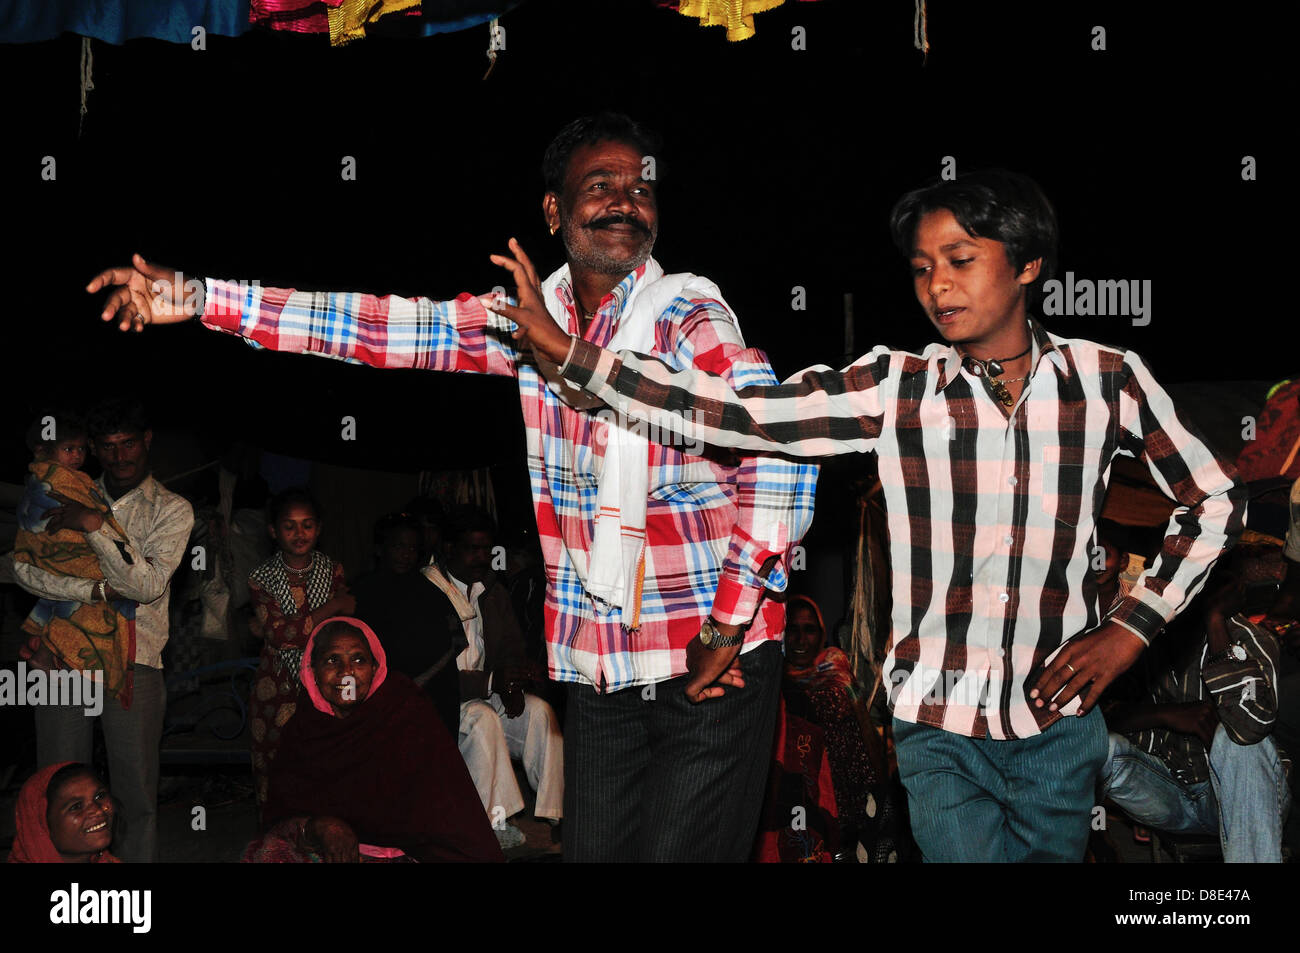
[933,317,1067,394]
[96,473,156,506]
[553,258,658,337]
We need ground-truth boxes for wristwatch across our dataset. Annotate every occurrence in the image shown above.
[699,617,744,650]
[1206,642,1247,665]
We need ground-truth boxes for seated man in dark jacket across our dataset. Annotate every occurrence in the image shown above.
[1101,569,1290,862]
[353,513,464,737]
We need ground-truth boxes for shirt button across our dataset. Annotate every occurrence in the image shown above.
[997,648,1006,658]
[998,593,1010,603]
[1004,535,1014,545]
[1007,477,1017,486]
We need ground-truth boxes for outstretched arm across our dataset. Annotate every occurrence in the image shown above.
[490,239,889,457]
[88,254,520,377]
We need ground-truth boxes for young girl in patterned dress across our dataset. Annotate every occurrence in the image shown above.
[247,488,353,815]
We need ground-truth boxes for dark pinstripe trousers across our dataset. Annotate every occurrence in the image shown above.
[563,640,782,862]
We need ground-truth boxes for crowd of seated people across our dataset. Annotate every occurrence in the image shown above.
[6,396,1298,864]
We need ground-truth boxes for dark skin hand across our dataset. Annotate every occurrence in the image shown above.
[304,815,360,863]
[488,239,576,364]
[1164,701,1220,751]
[41,498,124,600]
[499,686,526,718]
[42,498,103,534]
[1029,621,1146,717]
[86,255,197,332]
[684,627,747,702]
[1107,699,1219,752]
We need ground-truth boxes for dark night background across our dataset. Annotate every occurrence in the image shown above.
[0,0,1292,912]
[0,0,1283,547]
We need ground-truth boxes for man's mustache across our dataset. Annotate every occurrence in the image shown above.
[583,214,651,236]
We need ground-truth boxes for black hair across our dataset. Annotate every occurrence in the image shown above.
[889,168,1059,293]
[445,504,497,545]
[25,412,88,454]
[45,763,102,803]
[86,397,150,440]
[400,496,446,532]
[373,511,424,546]
[267,486,323,525]
[541,112,665,195]
[310,619,370,667]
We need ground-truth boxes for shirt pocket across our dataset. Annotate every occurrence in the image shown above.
[1039,444,1105,527]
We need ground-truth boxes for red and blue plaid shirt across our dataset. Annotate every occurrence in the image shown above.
[202,262,817,692]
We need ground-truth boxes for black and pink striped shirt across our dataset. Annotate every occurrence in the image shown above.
[560,319,1246,738]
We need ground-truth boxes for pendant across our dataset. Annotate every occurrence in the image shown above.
[989,377,1014,407]
[987,359,1004,377]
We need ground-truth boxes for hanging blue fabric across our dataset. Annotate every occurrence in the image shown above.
[0,0,251,45]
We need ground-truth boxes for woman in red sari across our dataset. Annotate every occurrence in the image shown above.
[243,616,503,863]
[781,596,901,863]
[9,762,119,863]
[247,488,353,813]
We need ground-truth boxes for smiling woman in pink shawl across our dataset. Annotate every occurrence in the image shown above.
[242,616,503,863]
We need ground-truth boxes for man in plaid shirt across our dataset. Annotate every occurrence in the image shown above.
[492,168,1247,861]
[88,114,817,862]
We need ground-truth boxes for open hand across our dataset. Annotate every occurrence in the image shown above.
[1029,621,1146,717]
[487,238,573,364]
[86,254,200,332]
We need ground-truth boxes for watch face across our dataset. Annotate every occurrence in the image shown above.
[1230,644,1246,661]
[699,625,713,646]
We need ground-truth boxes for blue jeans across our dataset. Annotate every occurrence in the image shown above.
[893,708,1108,862]
[1100,724,1291,863]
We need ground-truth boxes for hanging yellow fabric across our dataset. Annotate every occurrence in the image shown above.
[328,0,422,47]
[671,0,788,42]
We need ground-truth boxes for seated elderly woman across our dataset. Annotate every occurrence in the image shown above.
[757,596,901,862]
[243,617,503,863]
[9,762,119,863]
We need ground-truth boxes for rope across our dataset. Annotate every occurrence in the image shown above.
[913,0,929,58]
[79,37,95,137]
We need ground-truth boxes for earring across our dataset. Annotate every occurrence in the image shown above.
[549,224,558,236]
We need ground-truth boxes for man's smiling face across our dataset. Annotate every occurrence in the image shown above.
[546,139,658,278]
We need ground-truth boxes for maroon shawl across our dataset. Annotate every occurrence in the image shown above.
[264,617,503,863]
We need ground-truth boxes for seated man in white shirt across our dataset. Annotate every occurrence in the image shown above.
[443,506,563,841]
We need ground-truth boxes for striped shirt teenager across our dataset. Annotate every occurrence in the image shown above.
[88,114,817,862]
[492,168,1247,861]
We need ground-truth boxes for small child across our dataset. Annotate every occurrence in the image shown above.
[13,415,137,707]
